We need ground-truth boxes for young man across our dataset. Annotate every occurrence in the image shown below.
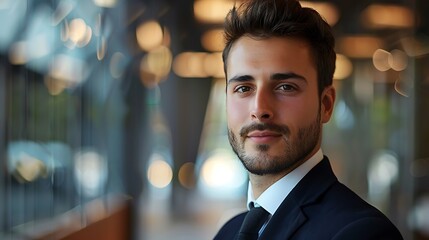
[214,0,403,239]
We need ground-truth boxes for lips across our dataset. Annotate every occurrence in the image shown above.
[247,130,281,137]
[247,130,282,143]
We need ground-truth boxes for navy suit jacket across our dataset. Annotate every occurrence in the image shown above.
[214,157,403,240]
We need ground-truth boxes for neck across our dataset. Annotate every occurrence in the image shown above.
[249,147,322,199]
[249,173,284,199]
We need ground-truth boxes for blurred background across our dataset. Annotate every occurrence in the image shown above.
[0,0,429,239]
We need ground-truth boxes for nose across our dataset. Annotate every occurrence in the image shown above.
[251,89,273,121]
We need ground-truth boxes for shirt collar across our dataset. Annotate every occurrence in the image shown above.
[247,148,324,215]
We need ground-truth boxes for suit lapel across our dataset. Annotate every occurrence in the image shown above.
[259,157,338,239]
[259,197,307,240]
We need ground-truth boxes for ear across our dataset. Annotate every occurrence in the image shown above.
[320,86,336,124]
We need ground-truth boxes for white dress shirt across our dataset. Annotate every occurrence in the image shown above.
[246,148,324,234]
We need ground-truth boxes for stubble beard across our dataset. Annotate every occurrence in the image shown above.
[228,113,321,176]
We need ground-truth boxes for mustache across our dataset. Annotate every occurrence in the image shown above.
[239,123,290,137]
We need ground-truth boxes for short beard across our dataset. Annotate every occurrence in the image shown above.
[228,113,321,176]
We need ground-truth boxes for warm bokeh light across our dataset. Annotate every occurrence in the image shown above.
[77,25,92,47]
[136,21,163,51]
[334,54,353,80]
[147,158,173,189]
[372,48,408,72]
[361,4,414,29]
[203,52,224,78]
[300,1,339,26]
[173,52,209,78]
[201,29,224,52]
[373,49,391,72]
[194,0,237,24]
[339,36,383,58]
[93,0,117,8]
[14,155,47,183]
[388,49,408,71]
[68,18,88,44]
[140,46,172,87]
[173,52,225,78]
[62,17,93,48]
[178,162,196,189]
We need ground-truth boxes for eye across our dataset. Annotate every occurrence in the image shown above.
[235,85,252,93]
[277,84,297,92]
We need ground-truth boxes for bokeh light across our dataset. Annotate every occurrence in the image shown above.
[388,49,408,71]
[334,54,353,80]
[373,49,391,72]
[194,0,236,24]
[140,46,172,87]
[203,52,224,78]
[147,157,173,189]
[173,52,209,78]
[178,162,196,189]
[198,150,247,198]
[74,150,107,198]
[339,36,383,58]
[136,21,163,52]
[362,4,414,29]
[93,0,117,8]
[68,18,88,44]
[201,29,224,52]
[300,1,339,26]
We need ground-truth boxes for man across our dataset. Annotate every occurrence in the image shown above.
[214,0,403,239]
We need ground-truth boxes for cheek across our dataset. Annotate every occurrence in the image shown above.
[226,100,246,127]
[282,97,320,125]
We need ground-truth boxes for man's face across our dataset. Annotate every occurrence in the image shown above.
[226,36,334,176]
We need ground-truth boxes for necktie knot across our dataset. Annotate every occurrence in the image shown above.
[236,205,269,240]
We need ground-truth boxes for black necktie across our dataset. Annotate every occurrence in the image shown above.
[236,205,269,240]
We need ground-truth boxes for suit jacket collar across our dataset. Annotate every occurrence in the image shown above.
[259,156,337,239]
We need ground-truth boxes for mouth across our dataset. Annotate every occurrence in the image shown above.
[239,123,290,145]
[246,130,283,144]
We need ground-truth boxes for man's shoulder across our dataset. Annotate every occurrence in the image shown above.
[330,215,404,240]
[298,181,403,239]
[288,158,403,239]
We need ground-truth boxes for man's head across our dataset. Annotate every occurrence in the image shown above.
[223,0,336,178]
[223,0,336,95]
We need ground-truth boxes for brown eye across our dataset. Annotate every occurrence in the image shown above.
[278,84,296,91]
[235,86,251,93]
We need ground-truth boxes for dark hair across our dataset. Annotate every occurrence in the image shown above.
[223,0,336,94]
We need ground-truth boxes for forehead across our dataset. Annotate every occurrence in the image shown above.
[226,36,316,81]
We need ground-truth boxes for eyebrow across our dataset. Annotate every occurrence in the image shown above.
[227,72,307,84]
[227,75,254,84]
[272,72,306,81]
